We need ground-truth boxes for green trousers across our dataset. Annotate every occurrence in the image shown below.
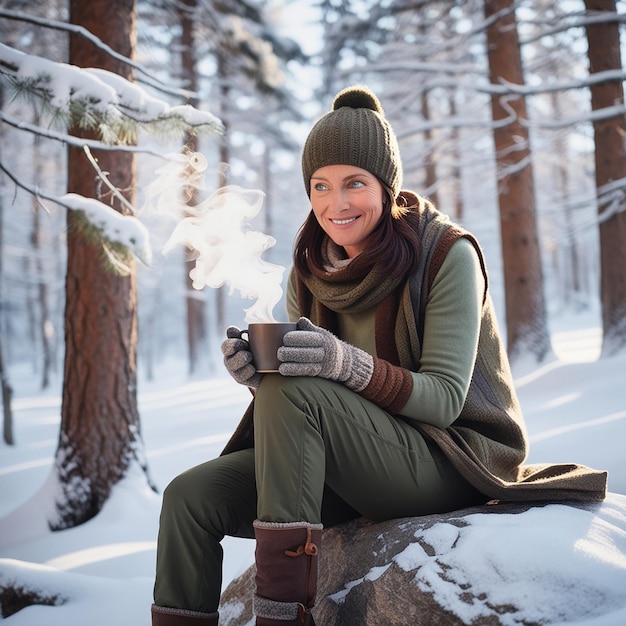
[153,375,484,614]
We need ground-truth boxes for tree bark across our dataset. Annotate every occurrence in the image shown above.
[0,333,13,446]
[484,0,551,364]
[583,0,626,357]
[54,0,151,530]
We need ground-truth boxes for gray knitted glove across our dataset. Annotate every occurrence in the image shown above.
[221,326,262,389]
[277,317,374,392]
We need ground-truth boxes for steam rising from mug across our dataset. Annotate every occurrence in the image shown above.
[147,151,285,323]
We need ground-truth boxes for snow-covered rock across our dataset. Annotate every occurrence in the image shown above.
[219,494,626,625]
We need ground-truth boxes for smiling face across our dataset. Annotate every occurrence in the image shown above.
[310,164,385,259]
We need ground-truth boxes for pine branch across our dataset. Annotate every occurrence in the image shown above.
[0,159,152,271]
[69,209,138,277]
[0,110,175,158]
[0,7,194,101]
[0,43,224,144]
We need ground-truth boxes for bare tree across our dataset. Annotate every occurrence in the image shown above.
[549,89,583,308]
[583,0,626,357]
[53,0,153,530]
[484,0,551,365]
[448,92,463,221]
[0,82,13,445]
[178,0,209,376]
[30,128,56,390]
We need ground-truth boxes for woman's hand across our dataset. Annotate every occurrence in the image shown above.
[221,326,262,389]
[277,317,374,392]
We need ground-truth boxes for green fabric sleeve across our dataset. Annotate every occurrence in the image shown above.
[286,267,300,323]
[399,237,484,428]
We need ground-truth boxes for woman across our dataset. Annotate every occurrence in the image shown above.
[152,86,607,626]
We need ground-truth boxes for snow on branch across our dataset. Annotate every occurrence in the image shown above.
[362,58,626,101]
[0,111,173,159]
[0,7,193,100]
[495,69,626,97]
[0,160,152,272]
[521,10,626,46]
[546,177,626,244]
[62,193,152,271]
[597,177,626,225]
[0,43,224,143]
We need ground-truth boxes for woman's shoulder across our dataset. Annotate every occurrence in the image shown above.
[447,235,480,261]
[433,237,486,299]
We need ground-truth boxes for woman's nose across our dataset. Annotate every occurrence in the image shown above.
[330,189,349,211]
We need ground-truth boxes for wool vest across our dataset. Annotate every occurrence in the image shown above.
[392,199,607,502]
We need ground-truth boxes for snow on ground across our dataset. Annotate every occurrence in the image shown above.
[0,311,625,625]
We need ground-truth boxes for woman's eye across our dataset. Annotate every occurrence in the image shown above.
[349,180,365,188]
[314,182,328,191]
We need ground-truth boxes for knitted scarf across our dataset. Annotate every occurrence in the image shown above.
[295,237,406,366]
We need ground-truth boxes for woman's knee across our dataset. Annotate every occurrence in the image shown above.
[254,375,366,436]
[161,453,256,523]
[254,377,328,442]
[161,464,206,516]
[256,372,302,400]
[255,374,341,416]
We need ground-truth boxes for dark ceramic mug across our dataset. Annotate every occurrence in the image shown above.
[238,322,297,373]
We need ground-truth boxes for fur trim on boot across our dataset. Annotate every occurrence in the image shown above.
[151,604,219,625]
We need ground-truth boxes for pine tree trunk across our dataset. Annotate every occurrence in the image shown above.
[0,334,13,446]
[484,0,551,364]
[583,0,626,357]
[53,0,151,530]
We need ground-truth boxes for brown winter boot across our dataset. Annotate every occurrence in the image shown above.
[151,604,219,625]
[253,520,322,626]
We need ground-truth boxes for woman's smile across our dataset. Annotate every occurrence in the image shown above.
[331,216,359,225]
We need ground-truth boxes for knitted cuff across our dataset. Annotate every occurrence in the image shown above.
[151,604,219,623]
[253,519,324,531]
[358,358,413,413]
[253,595,302,621]
[344,345,374,392]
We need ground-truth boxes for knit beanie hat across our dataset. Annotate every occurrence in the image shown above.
[302,85,403,200]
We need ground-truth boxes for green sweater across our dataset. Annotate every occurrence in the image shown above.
[287,238,483,431]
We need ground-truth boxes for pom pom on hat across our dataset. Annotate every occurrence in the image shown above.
[333,86,384,114]
[302,85,402,199]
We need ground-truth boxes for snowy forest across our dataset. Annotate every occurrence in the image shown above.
[0,0,626,620]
